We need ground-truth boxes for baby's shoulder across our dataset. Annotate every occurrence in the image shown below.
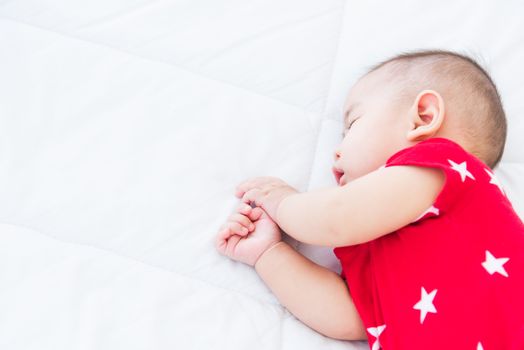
[384,137,493,214]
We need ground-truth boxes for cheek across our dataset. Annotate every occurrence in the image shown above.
[341,135,390,178]
[351,147,383,175]
[340,144,371,178]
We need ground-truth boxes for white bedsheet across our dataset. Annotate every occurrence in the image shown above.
[0,1,522,349]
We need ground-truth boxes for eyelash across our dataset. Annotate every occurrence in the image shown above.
[342,118,357,137]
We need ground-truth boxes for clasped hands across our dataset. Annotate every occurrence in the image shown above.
[215,176,299,266]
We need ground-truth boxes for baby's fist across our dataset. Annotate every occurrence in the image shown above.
[216,202,281,266]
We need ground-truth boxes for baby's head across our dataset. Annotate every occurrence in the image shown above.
[333,49,507,185]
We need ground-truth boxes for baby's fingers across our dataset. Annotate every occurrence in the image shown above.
[224,234,241,257]
[216,229,240,256]
[228,213,255,232]
[236,202,264,222]
[215,225,236,254]
[247,207,264,221]
[237,202,253,215]
[221,221,250,237]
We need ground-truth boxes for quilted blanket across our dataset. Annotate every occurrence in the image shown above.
[0,1,522,349]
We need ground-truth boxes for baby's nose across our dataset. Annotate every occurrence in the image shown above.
[333,149,341,162]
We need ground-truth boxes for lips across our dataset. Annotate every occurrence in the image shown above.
[332,166,345,186]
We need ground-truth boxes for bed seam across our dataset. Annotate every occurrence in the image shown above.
[0,16,321,119]
[0,220,285,309]
[304,0,347,191]
[292,1,347,253]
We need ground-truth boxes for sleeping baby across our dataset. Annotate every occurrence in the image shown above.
[215,49,524,350]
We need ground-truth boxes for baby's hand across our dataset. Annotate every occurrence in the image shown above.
[235,176,299,221]
[215,202,282,267]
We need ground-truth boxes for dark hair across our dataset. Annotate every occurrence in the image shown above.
[366,49,507,169]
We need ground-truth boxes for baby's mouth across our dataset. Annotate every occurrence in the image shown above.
[332,167,345,186]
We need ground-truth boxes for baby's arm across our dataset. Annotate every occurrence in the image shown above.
[276,165,445,246]
[216,203,366,341]
[255,241,366,341]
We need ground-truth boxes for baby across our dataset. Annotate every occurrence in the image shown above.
[215,49,524,350]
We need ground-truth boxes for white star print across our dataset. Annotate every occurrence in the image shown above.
[448,159,475,182]
[482,250,509,277]
[484,168,505,196]
[412,205,440,223]
[413,287,438,324]
[477,342,484,350]
[367,325,386,350]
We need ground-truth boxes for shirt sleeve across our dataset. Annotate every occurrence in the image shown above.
[384,137,479,219]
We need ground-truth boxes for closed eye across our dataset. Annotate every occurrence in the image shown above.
[342,118,358,137]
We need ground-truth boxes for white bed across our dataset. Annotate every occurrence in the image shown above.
[0,1,522,349]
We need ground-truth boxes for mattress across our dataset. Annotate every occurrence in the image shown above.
[0,1,522,349]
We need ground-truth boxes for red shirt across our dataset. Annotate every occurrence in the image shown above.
[333,137,524,350]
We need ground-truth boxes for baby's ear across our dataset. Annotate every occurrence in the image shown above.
[406,90,445,142]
